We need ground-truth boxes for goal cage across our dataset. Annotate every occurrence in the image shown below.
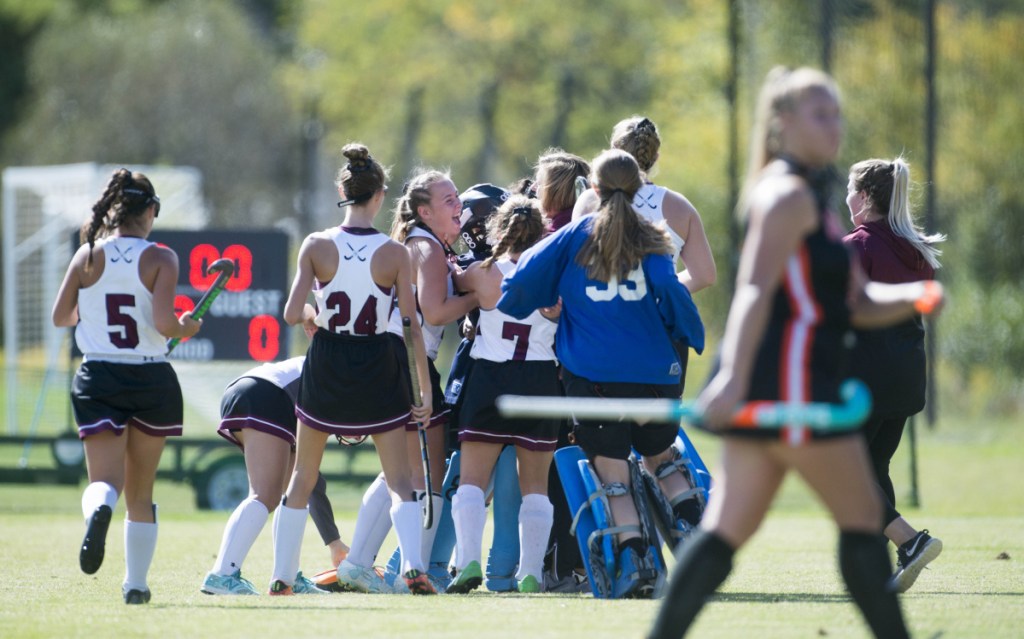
[1,163,224,459]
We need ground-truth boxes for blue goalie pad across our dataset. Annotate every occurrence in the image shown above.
[555,446,663,599]
[675,425,711,501]
[555,446,611,598]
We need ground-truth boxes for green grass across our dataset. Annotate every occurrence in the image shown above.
[1,415,1022,638]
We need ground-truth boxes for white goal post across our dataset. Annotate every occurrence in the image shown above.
[2,162,207,436]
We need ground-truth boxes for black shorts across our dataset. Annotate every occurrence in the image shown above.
[71,360,183,440]
[218,376,297,448]
[390,334,449,431]
[696,352,860,443]
[562,368,679,461]
[458,359,561,451]
[296,329,411,437]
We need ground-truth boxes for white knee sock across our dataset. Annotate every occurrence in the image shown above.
[270,504,308,584]
[452,484,486,571]
[390,499,423,574]
[516,493,554,582]
[123,507,158,591]
[347,475,394,568]
[212,496,269,575]
[419,492,445,567]
[82,481,118,520]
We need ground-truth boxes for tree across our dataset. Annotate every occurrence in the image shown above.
[2,0,302,227]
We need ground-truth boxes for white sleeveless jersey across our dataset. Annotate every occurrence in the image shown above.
[240,356,304,405]
[471,259,557,363]
[75,236,168,359]
[387,226,453,360]
[632,183,685,258]
[312,227,394,335]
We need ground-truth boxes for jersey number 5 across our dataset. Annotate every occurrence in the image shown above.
[105,294,140,349]
[585,267,647,302]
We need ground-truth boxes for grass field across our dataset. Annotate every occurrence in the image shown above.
[1,413,1022,638]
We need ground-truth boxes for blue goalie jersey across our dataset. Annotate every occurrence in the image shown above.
[497,216,704,385]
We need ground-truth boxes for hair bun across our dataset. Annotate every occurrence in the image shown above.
[342,143,370,162]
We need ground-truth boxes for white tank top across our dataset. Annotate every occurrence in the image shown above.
[387,226,454,360]
[312,226,394,335]
[75,236,168,359]
[632,183,685,258]
[240,356,304,404]
[471,259,557,363]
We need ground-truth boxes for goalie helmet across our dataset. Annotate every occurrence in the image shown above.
[458,183,509,261]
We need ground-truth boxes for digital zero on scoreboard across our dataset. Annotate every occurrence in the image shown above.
[149,229,289,362]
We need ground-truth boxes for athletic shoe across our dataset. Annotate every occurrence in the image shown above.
[403,569,437,595]
[80,505,112,575]
[427,563,453,593]
[891,530,943,593]
[544,569,590,594]
[517,574,542,593]
[123,587,151,605]
[292,571,329,594]
[268,579,294,596]
[446,560,483,594]
[386,571,411,594]
[310,568,344,593]
[335,559,388,594]
[485,572,517,592]
[200,570,259,595]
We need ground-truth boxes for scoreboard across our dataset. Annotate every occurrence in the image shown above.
[150,229,290,362]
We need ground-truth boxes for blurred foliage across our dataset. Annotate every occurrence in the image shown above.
[0,0,1021,384]
[0,0,301,226]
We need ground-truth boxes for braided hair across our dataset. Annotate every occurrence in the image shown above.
[82,168,158,269]
[481,195,545,268]
[610,116,661,173]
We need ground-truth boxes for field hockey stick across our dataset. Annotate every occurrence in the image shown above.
[166,257,235,353]
[497,379,871,432]
[402,316,434,529]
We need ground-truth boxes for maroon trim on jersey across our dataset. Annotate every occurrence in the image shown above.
[404,407,449,432]
[217,416,297,449]
[458,427,558,451]
[295,405,410,436]
[340,226,382,236]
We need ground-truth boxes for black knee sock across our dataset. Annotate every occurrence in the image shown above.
[839,531,911,639]
[646,530,734,639]
[673,498,703,528]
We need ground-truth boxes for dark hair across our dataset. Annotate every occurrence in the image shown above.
[610,116,661,173]
[576,149,673,282]
[482,195,545,268]
[335,143,388,207]
[82,168,158,269]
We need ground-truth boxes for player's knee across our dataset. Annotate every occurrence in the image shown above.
[576,423,632,462]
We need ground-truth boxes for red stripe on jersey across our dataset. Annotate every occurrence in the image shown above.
[779,247,823,411]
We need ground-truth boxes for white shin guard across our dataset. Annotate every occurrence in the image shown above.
[516,493,554,583]
[452,484,487,571]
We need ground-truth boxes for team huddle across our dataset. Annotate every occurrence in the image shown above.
[55,66,944,639]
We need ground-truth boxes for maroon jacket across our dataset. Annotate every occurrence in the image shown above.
[844,219,935,283]
[843,219,933,418]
